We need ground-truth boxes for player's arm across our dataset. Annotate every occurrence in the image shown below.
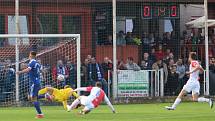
[62,101,68,110]
[198,65,204,73]
[38,87,53,95]
[16,67,31,74]
[104,95,116,113]
[17,60,36,74]
[74,87,93,92]
[187,65,204,75]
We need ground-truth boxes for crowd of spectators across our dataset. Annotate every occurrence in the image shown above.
[0,29,215,101]
[1,51,215,99]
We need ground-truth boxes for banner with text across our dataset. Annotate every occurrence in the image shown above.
[117,70,149,97]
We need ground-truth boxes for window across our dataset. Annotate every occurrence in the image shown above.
[37,14,58,46]
[0,15,5,47]
[0,15,4,34]
[62,16,81,34]
[37,14,58,34]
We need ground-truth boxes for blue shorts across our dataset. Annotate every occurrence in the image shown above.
[30,83,41,98]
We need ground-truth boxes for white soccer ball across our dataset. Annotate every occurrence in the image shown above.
[57,74,65,81]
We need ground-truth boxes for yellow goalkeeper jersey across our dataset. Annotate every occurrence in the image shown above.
[52,88,78,102]
[38,87,79,110]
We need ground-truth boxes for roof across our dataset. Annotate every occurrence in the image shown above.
[186,16,215,28]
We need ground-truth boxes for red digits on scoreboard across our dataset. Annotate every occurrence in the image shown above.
[144,6,150,17]
[171,6,177,17]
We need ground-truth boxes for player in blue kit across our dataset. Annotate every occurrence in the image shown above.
[17,51,44,118]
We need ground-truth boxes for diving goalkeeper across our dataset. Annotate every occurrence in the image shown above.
[38,85,79,110]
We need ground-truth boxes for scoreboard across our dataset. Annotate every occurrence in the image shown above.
[142,4,179,19]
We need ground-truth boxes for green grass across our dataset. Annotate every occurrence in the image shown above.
[0,103,215,121]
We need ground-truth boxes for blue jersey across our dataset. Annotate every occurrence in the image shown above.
[28,59,41,84]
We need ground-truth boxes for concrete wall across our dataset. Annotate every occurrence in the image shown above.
[180,4,204,36]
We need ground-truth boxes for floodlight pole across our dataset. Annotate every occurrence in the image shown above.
[112,0,117,99]
[204,0,209,95]
[15,0,20,103]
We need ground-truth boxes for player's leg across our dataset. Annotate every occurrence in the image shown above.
[79,106,91,115]
[166,81,194,110]
[30,84,44,118]
[165,83,191,110]
[166,89,187,110]
[67,96,82,111]
[192,86,214,109]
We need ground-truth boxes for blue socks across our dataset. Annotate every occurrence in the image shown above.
[33,101,42,114]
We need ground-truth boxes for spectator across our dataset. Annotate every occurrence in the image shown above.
[141,32,150,53]
[140,60,148,70]
[81,59,90,87]
[4,60,15,93]
[163,49,174,64]
[211,35,215,57]
[149,48,156,63]
[103,35,113,45]
[209,57,215,95]
[168,59,175,68]
[101,57,113,81]
[125,32,134,44]
[209,29,214,44]
[191,29,198,51]
[87,55,92,60]
[164,49,171,59]
[152,58,168,84]
[176,58,186,93]
[197,28,204,44]
[154,32,162,46]
[165,65,179,96]
[117,60,126,70]
[117,31,126,45]
[140,52,153,70]
[87,57,108,94]
[180,30,188,44]
[125,57,140,71]
[0,39,6,47]
[66,61,76,88]
[52,60,69,88]
[209,57,215,72]
[155,44,165,60]
[162,32,168,46]
[148,33,156,47]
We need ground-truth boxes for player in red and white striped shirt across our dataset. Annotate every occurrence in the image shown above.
[67,82,115,114]
[165,52,213,110]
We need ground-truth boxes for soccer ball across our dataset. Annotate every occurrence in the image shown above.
[57,74,65,81]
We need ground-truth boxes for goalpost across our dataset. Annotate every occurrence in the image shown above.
[0,34,80,105]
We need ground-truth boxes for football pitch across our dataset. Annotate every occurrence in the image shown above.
[0,103,215,121]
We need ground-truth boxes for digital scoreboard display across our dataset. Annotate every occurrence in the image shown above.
[142,4,179,19]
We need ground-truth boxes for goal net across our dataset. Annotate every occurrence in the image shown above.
[0,34,80,106]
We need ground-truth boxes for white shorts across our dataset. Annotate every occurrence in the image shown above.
[183,80,200,95]
[79,96,94,111]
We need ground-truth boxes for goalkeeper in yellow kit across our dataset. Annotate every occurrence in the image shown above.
[38,85,79,110]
